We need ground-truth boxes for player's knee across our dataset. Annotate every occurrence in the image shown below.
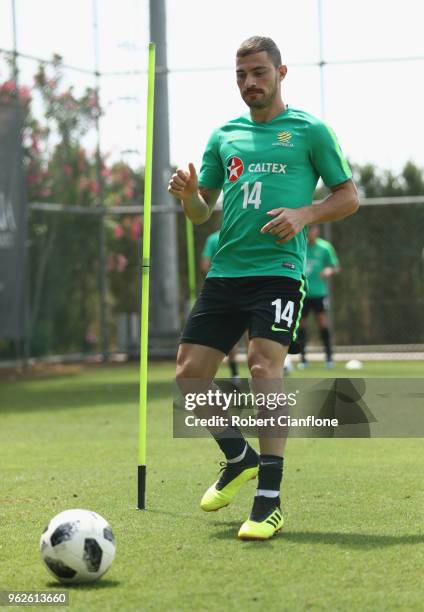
[176,356,200,380]
[176,358,202,399]
[176,354,215,401]
[248,357,273,379]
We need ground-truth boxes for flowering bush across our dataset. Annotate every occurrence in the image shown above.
[0,56,143,354]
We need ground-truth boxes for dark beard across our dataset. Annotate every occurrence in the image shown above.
[245,97,268,109]
[243,78,279,109]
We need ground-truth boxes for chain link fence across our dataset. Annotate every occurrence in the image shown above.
[331,199,424,347]
[3,196,419,363]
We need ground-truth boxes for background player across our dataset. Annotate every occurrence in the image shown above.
[169,36,359,540]
[298,225,341,368]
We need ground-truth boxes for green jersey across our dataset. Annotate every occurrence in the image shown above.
[306,237,340,297]
[201,231,220,260]
[198,107,351,280]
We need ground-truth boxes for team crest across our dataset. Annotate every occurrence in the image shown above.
[226,156,244,182]
[277,131,292,143]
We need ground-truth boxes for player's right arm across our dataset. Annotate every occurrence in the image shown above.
[200,256,211,274]
[168,162,220,225]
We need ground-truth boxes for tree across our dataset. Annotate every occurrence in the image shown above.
[1,59,144,356]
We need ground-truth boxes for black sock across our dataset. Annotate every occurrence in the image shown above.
[229,360,239,377]
[251,495,281,520]
[257,455,284,492]
[320,327,332,361]
[211,426,247,461]
[297,328,307,361]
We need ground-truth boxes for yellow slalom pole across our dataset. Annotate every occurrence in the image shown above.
[138,42,155,510]
[185,217,196,307]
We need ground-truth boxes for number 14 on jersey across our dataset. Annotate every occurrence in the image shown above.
[241,181,262,209]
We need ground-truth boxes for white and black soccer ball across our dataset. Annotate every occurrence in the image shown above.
[40,509,116,584]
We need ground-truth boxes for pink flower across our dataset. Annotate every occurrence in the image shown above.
[18,86,32,101]
[116,254,128,273]
[131,218,142,241]
[40,187,51,198]
[63,164,72,177]
[1,80,17,93]
[113,224,124,239]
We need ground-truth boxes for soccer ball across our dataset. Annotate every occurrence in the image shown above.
[40,509,116,584]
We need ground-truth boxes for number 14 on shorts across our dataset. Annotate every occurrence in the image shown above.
[271,298,294,331]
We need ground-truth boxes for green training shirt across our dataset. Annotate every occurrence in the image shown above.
[306,237,340,297]
[198,106,351,280]
[201,230,220,260]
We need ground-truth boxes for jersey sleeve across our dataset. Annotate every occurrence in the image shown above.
[309,121,352,187]
[198,130,225,189]
[325,242,340,267]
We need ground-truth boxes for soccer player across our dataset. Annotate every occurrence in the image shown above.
[298,225,341,369]
[201,230,241,383]
[169,36,359,540]
[200,229,220,275]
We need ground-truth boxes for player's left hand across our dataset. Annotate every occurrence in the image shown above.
[260,207,308,244]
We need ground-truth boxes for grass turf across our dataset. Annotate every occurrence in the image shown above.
[1,361,423,611]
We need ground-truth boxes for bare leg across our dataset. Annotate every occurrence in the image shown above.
[247,338,289,457]
[176,343,225,434]
[176,343,248,449]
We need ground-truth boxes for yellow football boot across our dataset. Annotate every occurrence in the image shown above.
[200,458,259,512]
[238,497,284,540]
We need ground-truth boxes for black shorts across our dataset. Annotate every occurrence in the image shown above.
[302,296,328,317]
[180,276,305,355]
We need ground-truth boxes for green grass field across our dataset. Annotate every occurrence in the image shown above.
[1,361,423,611]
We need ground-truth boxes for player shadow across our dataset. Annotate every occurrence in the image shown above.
[281,531,424,549]
[209,521,280,544]
[46,579,121,590]
[210,522,424,548]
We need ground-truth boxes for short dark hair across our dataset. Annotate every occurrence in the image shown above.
[236,36,282,68]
